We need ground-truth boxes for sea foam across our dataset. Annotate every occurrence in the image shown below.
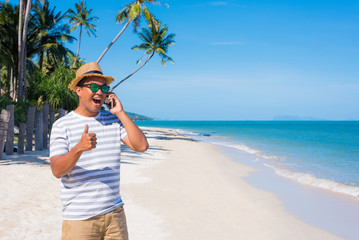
[174,128,359,199]
[270,166,359,198]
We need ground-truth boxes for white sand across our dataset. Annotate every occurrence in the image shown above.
[0,127,343,240]
[0,150,62,240]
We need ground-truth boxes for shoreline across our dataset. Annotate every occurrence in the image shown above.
[122,127,345,239]
[218,144,359,240]
[0,127,354,239]
[136,121,359,199]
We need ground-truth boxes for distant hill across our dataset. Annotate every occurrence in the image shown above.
[273,115,322,120]
[126,112,153,121]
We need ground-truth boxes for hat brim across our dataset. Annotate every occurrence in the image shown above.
[68,74,115,92]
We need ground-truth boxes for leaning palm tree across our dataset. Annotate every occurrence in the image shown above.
[67,0,98,66]
[96,0,166,63]
[111,22,175,91]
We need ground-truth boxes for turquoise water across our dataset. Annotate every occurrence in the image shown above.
[137,121,359,197]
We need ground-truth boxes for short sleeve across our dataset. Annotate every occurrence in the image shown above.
[49,122,69,158]
[119,121,128,141]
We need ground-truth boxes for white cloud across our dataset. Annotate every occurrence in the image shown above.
[209,1,228,6]
[185,1,245,8]
[211,41,245,45]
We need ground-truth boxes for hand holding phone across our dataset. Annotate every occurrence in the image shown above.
[105,97,113,109]
[105,93,124,114]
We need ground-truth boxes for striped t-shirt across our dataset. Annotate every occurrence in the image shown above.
[49,110,127,220]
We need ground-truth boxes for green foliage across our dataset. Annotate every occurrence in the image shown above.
[27,66,78,111]
[111,22,175,90]
[0,95,13,109]
[0,2,18,67]
[67,0,99,37]
[116,0,164,34]
[133,23,175,65]
[126,111,153,121]
[27,0,75,72]
[0,95,29,125]
[14,98,29,124]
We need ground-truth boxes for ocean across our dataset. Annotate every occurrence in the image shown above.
[137,121,359,198]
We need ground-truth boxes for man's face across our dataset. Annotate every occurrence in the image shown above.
[75,77,108,116]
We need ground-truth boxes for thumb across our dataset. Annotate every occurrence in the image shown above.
[83,124,89,134]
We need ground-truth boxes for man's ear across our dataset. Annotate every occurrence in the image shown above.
[75,86,82,97]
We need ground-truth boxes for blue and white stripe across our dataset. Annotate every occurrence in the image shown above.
[50,110,127,220]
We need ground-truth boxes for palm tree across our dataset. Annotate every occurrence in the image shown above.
[67,0,98,66]
[0,2,19,99]
[18,0,32,99]
[96,0,166,63]
[64,52,85,69]
[17,0,24,97]
[111,23,175,91]
[27,0,75,72]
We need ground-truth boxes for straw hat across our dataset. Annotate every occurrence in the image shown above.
[68,62,115,91]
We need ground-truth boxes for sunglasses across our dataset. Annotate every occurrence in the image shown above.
[80,83,110,93]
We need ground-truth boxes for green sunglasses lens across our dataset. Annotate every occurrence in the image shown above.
[89,84,100,92]
[101,85,110,93]
[89,84,109,93]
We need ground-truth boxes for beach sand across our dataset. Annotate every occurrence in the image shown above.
[0,127,343,239]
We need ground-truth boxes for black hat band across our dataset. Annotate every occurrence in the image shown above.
[82,70,103,75]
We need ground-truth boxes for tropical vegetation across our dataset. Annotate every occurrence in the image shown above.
[66,0,98,66]
[0,0,175,124]
[112,23,175,90]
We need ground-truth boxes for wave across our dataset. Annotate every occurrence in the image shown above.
[269,166,359,198]
[174,129,211,137]
[173,128,359,199]
[175,128,279,159]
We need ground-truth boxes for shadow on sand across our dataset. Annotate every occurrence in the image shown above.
[0,150,50,166]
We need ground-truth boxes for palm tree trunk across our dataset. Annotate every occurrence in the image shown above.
[24,44,28,97]
[18,0,32,99]
[111,52,154,91]
[39,52,44,71]
[73,25,82,67]
[10,66,15,100]
[18,0,23,97]
[96,19,131,64]
[0,64,2,91]
[6,64,10,93]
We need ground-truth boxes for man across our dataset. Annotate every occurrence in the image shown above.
[50,62,148,240]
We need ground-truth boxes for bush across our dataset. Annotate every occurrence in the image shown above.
[0,95,30,125]
[27,66,78,111]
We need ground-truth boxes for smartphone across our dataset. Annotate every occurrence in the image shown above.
[105,97,113,109]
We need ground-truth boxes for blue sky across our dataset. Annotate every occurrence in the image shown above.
[53,0,359,120]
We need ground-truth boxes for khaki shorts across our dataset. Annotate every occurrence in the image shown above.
[61,205,128,240]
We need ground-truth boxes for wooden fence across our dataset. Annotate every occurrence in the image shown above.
[0,104,68,159]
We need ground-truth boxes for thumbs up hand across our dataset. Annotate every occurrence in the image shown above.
[77,124,97,152]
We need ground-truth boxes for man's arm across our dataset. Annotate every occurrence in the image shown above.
[106,93,149,152]
[50,124,97,178]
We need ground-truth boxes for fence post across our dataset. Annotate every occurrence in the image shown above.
[5,105,14,155]
[49,111,55,138]
[43,104,49,149]
[26,105,36,151]
[58,108,66,118]
[17,123,26,154]
[0,109,10,159]
[35,109,43,151]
